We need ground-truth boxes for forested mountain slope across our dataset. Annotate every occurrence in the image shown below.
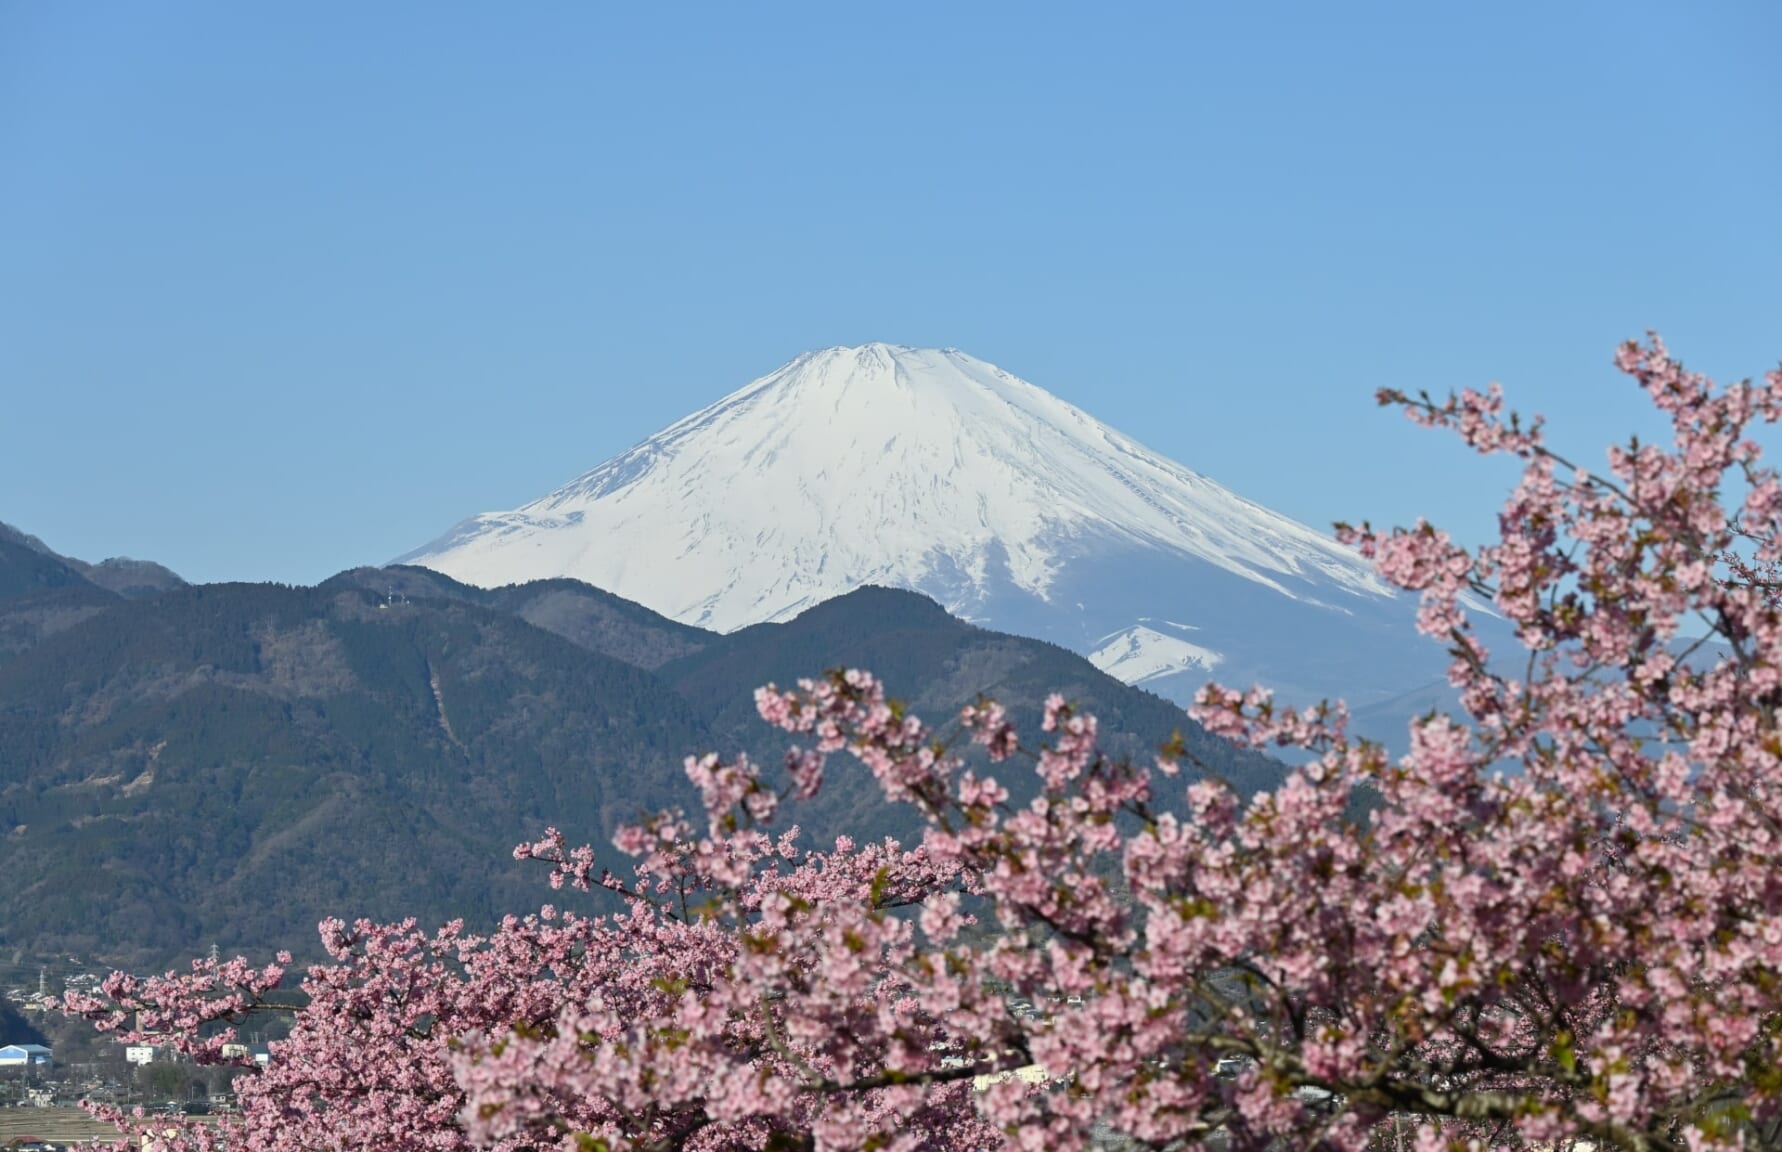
[0,569,1281,969]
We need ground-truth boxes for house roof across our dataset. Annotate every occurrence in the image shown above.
[0,1043,52,1054]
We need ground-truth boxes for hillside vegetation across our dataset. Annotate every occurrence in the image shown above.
[0,560,1281,969]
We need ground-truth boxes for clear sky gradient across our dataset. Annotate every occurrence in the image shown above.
[3,3,1778,585]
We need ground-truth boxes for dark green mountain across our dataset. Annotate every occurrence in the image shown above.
[76,557,188,599]
[0,564,1282,971]
[321,565,710,670]
[0,522,185,602]
[0,534,127,669]
[0,581,708,967]
[656,585,1286,836]
[0,583,119,669]
[0,999,48,1047]
[0,524,187,669]
[0,534,94,602]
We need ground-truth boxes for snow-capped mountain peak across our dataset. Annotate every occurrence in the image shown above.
[401,345,1440,708]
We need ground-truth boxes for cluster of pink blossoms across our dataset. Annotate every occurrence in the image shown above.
[64,336,1782,1152]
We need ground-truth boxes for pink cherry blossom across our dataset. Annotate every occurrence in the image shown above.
[65,336,1782,1152]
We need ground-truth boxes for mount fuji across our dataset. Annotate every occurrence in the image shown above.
[399,344,1454,712]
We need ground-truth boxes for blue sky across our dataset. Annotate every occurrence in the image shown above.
[3,2,1778,585]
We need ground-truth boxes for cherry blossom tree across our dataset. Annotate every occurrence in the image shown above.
[68,336,1782,1152]
[65,828,997,1152]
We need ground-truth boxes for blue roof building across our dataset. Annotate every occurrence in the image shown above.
[0,1042,53,1066]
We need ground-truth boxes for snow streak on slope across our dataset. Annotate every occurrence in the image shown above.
[403,345,1393,637]
[1088,624,1224,685]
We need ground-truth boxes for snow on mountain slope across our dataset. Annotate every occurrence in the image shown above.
[1089,624,1223,685]
[400,345,1453,710]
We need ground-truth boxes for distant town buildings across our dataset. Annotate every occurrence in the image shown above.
[217,1040,271,1067]
[3,966,103,1015]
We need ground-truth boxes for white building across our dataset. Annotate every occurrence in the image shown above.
[125,1044,163,1066]
[0,1043,53,1067]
